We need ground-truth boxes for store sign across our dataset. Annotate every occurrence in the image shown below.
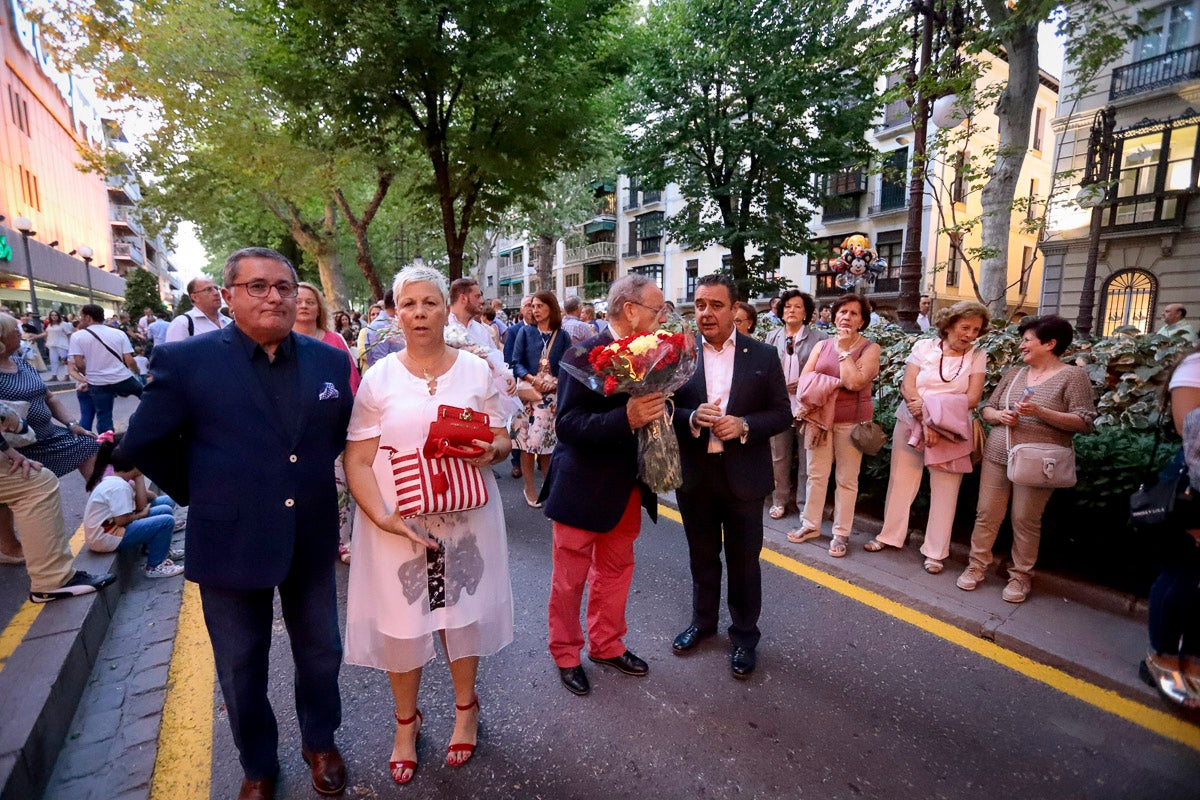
[0,236,11,263]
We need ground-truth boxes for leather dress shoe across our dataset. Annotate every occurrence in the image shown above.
[672,625,716,654]
[237,776,276,800]
[301,746,347,796]
[588,649,649,676]
[559,665,591,696]
[730,646,757,679]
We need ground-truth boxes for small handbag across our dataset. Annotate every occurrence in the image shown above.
[1130,450,1192,528]
[382,446,489,518]
[1003,373,1076,488]
[849,389,886,456]
[969,416,986,467]
[423,405,493,460]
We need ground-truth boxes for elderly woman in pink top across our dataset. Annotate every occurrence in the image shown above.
[863,301,989,573]
[785,294,880,557]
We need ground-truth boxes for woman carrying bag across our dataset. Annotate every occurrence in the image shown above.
[510,291,570,508]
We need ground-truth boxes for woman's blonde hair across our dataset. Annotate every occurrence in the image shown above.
[934,300,990,339]
[297,282,330,332]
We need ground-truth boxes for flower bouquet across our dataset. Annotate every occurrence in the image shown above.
[558,324,698,492]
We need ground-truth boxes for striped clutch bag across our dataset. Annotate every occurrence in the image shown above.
[382,446,488,519]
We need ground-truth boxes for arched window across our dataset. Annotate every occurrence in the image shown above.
[1099,269,1157,335]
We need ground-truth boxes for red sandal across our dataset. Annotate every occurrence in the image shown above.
[390,709,422,784]
[445,695,480,767]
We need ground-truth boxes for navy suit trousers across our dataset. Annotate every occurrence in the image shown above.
[199,561,342,779]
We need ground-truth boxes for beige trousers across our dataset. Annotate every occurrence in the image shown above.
[801,422,862,539]
[876,416,965,560]
[0,465,74,592]
[967,458,1054,585]
[769,427,807,510]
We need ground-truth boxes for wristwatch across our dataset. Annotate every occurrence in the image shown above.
[741,417,750,439]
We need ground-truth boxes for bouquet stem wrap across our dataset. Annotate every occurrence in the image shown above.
[559,329,697,493]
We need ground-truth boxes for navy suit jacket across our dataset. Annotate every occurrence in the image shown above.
[672,332,791,500]
[541,330,657,532]
[121,326,353,590]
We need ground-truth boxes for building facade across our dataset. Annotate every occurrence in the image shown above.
[1041,0,1200,335]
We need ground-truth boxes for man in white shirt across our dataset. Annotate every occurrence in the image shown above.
[447,278,507,373]
[1156,303,1197,342]
[68,304,142,434]
[166,277,232,343]
[137,307,154,338]
[146,312,170,352]
[917,295,932,332]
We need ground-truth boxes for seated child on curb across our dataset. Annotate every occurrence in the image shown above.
[83,432,183,579]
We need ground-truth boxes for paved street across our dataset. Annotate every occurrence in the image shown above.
[36,463,1200,800]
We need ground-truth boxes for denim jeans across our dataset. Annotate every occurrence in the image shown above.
[89,376,143,434]
[77,389,95,433]
[119,500,175,567]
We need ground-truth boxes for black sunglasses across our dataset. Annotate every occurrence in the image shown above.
[785,336,794,356]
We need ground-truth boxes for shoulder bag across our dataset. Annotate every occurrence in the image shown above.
[849,381,886,456]
[1004,369,1076,488]
[1129,391,1195,529]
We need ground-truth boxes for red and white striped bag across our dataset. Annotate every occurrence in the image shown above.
[382,446,489,518]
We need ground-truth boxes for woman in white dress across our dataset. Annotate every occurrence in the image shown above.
[343,265,514,785]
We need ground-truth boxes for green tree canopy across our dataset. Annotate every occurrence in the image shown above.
[123,268,167,317]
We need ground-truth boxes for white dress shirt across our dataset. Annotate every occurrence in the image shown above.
[698,331,737,453]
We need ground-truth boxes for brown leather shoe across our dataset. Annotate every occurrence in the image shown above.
[237,776,275,800]
[302,746,347,796]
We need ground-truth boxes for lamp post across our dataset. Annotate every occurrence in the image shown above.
[896,0,967,333]
[78,245,95,304]
[1075,106,1116,337]
[12,216,39,322]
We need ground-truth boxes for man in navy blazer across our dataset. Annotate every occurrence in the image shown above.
[541,274,668,697]
[671,274,791,679]
[122,248,353,800]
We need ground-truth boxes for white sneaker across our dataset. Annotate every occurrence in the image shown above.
[145,560,184,579]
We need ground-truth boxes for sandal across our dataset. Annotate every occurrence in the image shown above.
[446,695,480,767]
[862,539,891,553]
[768,505,786,520]
[786,526,821,544]
[923,558,943,574]
[829,535,849,558]
[523,489,542,509]
[390,709,423,784]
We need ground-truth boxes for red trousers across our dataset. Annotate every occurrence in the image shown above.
[548,490,642,667]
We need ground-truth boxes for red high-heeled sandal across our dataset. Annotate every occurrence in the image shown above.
[390,709,422,784]
[445,695,480,767]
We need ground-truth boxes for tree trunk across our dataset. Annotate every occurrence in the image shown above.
[260,193,349,312]
[978,12,1040,319]
[535,234,556,294]
[332,170,393,301]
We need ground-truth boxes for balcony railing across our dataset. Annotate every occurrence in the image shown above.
[639,237,662,255]
[642,190,662,204]
[105,174,141,203]
[868,184,907,215]
[113,241,144,265]
[821,206,859,222]
[110,205,144,235]
[1111,44,1200,100]
[565,241,617,265]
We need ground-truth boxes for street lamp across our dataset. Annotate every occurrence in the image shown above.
[1075,106,1116,337]
[12,216,39,322]
[77,245,95,303]
[896,0,968,333]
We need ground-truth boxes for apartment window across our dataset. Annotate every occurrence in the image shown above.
[636,211,664,255]
[1054,128,1091,179]
[875,231,903,281]
[1100,269,1157,335]
[951,151,968,204]
[1134,1,1194,61]
[486,275,494,288]
[8,87,29,136]
[1019,246,1034,295]
[685,259,699,301]
[945,236,961,287]
[626,178,640,210]
[565,272,580,288]
[1026,178,1039,221]
[18,166,41,212]
[630,263,663,289]
[625,221,639,257]
[1032,106,1046,152]
[1111,120,1198,226]
[879,149,908,211]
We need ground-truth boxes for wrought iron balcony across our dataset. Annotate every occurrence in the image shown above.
[1111,44,1200,100]
[868,184,908,215]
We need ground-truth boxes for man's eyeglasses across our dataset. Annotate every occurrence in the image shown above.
[630,300,669,317]
[785,336,794,356]
[227,280,299,299]
[191,286,220,296]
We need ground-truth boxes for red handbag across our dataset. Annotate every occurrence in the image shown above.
[422,405,494,460]
[382,446,489,518]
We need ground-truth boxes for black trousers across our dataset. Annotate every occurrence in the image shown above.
[199,561,342,780]
[676,454,765,649]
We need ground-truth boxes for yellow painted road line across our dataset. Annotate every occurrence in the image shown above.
[150,579,214,800]
[0,523,86,673]
[658,503,1200,752]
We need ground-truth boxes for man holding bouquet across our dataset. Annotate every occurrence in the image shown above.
[542,274,668,697]
[672,274,791,679]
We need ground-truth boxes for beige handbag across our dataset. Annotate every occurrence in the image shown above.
[1004,371,1076,488]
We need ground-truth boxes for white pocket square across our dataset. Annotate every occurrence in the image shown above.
[318,382,339,400]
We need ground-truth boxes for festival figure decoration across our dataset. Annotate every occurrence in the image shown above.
[833,234,888,291]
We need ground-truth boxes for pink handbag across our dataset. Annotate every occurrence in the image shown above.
[381,446,489,518]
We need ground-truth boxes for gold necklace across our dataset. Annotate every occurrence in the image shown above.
[404,349,447,396]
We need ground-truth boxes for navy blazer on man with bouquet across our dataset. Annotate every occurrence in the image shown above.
[671,276,791,678]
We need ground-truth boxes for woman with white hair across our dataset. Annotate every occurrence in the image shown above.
[343,265,514,784]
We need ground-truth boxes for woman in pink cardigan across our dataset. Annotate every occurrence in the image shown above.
[863,301,988,574]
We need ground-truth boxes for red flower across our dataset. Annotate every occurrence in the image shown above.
[604,374,619,395]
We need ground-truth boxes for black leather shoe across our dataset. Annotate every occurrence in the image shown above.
[559,665,590,696]
[301,746,347,796]
[672,625,716,654]
[730,646,757,679]
[588,650,649,676]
